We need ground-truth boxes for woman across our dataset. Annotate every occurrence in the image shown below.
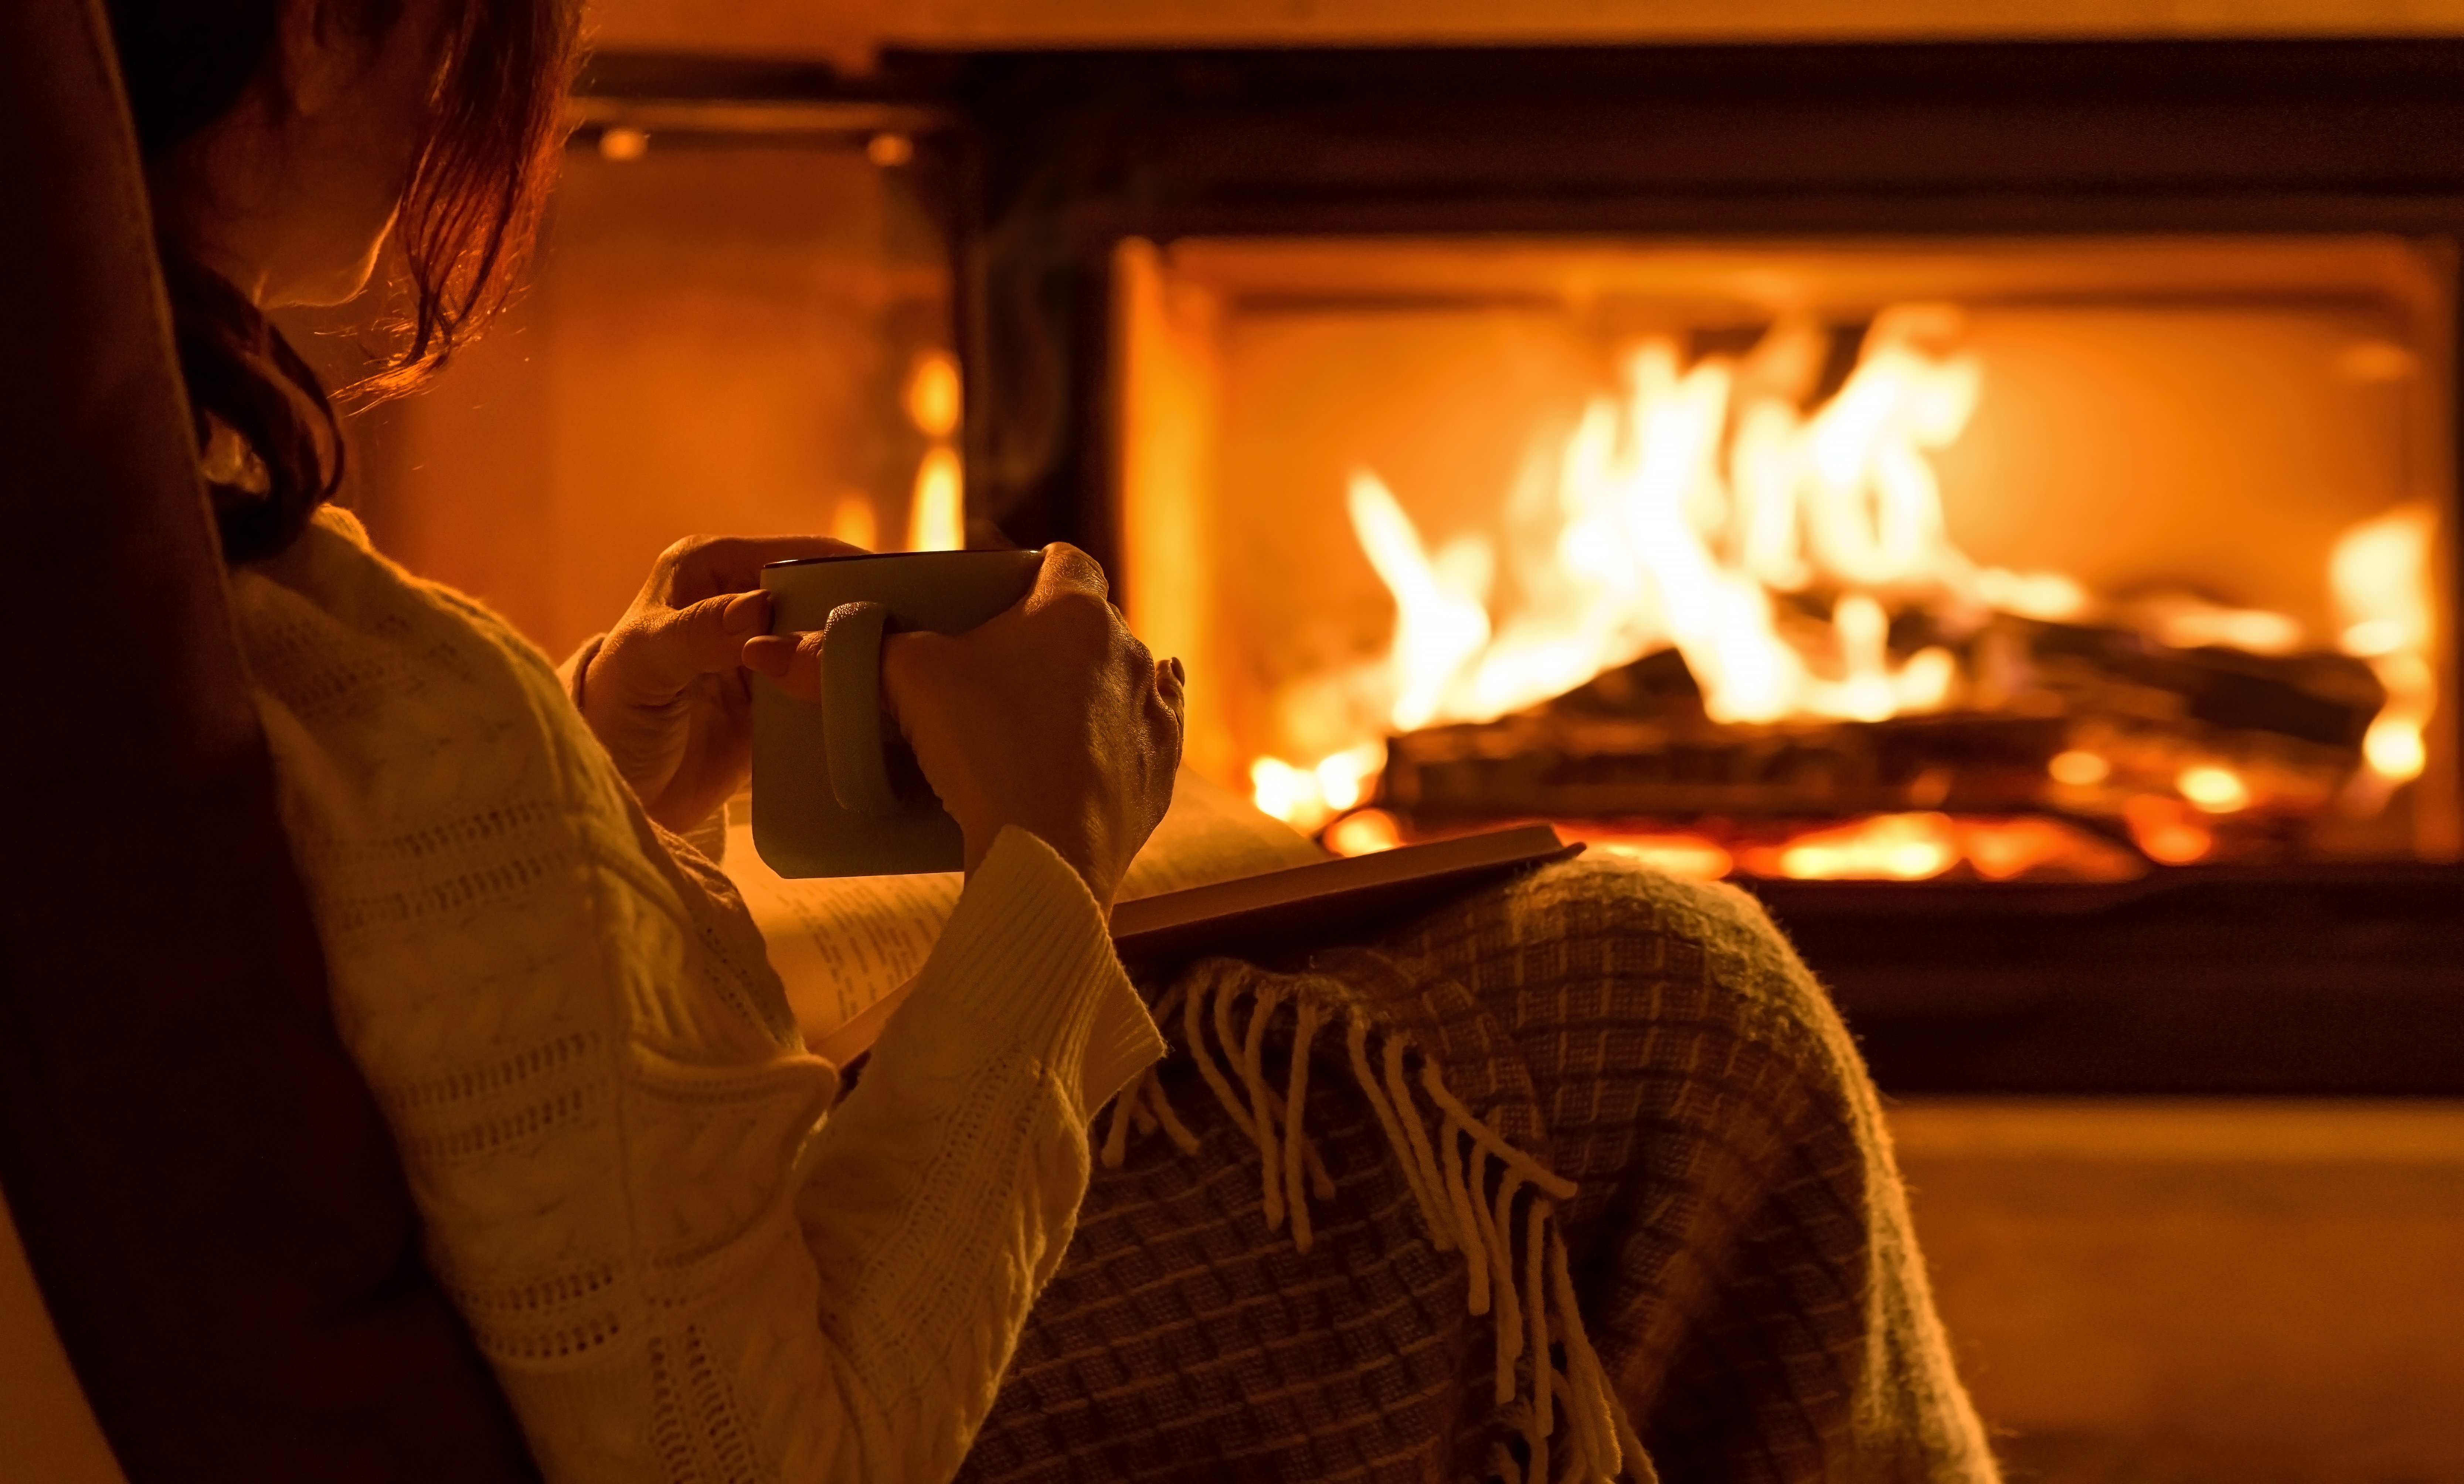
[109,0,2001,1479]
[119,0,1180,1477]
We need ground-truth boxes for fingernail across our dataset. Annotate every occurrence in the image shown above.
[722,592,768,634]
[741,635,788,674]
[1168,656,1186,684]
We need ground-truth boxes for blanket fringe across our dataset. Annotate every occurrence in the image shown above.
[1103,974,1650,1483]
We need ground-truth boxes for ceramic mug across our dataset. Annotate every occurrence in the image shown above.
[751,547,1044,877]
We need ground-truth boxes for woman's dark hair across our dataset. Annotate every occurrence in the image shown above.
[107,0,581,560]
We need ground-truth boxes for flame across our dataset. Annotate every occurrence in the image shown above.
[1348,474,1493,732]
[2332,503,2438,786]
[1247,306,2440,860]
[904,351,966,552]
[907,352,962,440]
[907,447,963,552]
[1251,741,1387,832]
[829,494,878,552]
[1317,307,2070,747]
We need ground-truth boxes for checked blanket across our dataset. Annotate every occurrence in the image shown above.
[958,856,2000,1484]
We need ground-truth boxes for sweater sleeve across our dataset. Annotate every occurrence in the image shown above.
[781,826,1165,1480]
[492,824,1161,1484]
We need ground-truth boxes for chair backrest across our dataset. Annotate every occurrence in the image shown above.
[0,3,538,1477]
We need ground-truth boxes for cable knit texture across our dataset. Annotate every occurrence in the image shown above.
[228,508,1164,1484]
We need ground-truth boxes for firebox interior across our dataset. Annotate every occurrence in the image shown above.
[1121,234,2457,877]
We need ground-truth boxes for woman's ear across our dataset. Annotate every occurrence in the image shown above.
[271,0,383,119]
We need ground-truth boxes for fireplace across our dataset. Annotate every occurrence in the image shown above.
[566,40,2464,1093]
[1117,232,2453,889]
[900,40,2464,1096]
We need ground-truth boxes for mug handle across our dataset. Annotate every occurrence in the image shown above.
[821,600,900,817]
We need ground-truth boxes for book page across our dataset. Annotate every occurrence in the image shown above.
[721,769,1325,1052]
[1120,768,1330,900]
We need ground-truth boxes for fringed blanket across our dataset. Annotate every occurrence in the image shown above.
[958,857,1999,1484]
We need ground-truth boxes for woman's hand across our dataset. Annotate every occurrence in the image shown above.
[742,545,1185,909]
[579,534,857,835]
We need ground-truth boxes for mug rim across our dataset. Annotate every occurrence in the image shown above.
[762,547,1042,572]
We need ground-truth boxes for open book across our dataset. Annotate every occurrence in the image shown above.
[722,772,1576,1065]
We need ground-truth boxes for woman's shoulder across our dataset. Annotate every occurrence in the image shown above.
[227,503,630,840]
[235,505,552,670]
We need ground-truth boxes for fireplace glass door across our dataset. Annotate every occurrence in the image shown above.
[1118,235,2456,881]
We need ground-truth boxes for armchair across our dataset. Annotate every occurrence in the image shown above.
[0,1,537,1477]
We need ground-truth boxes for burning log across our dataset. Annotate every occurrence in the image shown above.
[1384,709,2065,822]
[1377,619,2386,844]
[1975,616,2385,753]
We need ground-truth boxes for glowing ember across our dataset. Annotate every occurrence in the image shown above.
[1311,811,2144,882]
[2176,764,2251,814]
[2124,796,2214,865]
[1747,813,1960,881]
[2048,749,2111,787]
[1960,817,2106,882]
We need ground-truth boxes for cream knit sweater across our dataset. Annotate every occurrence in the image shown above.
[229,508,1166,1484]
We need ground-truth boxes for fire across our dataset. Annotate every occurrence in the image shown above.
[1325,307,2076,739]
[2331,503,2438,789]
[2124,796,2214,866]
[2176,764,2251,814]
[1316,812,2141,882]
[907,449,963,552]
[1251,741,1386,833]
[905,351,965,551]
[1749,813,1959,881]
[1244,303,2441,871]
[1583,835,1736,881]
[828,494,878,551]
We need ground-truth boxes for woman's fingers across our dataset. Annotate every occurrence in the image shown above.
[739,628,826,704]
[575,533,861,836]
[591,591,767,710]
[737,542,1185,903]
[653,534,864,606]
[1152,654,1188,753]
[1026,541,1111,607]
[647,589,771,683]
